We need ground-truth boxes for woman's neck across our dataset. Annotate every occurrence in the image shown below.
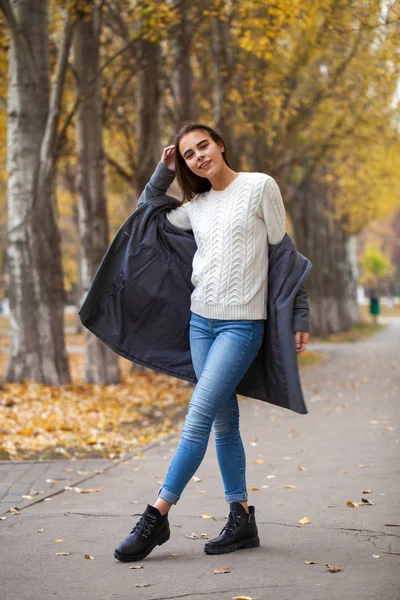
[209,166,240,191]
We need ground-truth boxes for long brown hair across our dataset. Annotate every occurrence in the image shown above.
[174,122,232,202]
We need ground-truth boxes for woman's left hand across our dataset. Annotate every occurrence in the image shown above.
[295,331,310,354]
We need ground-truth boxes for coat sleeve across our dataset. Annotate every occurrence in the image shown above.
[137,161,177,208]
[292,283,310,333]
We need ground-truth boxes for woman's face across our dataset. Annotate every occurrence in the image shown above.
[179,130,225,178]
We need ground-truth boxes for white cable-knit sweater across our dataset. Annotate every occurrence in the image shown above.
[166,171,286,320]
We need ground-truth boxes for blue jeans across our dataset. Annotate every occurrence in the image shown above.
[158,312,264,504]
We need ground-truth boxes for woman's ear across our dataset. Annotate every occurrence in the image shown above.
[218,143,225,153]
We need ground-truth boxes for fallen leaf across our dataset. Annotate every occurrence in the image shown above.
[325,564,342,573]
[54,539,63,543]
[135,583,151,587]
[10,508,21,514]
[76,470,90,475]
[37,528,44,533]
[305,560,316,564]
[298,517,311,525]
[266,475,276,479]
[169,553,179,556]
[192,476,201,483]
[384,523,400,527]
[298,466,306,471]
[80,488,103,494]
[21,495,34,500]
[361,498,374,505]
[0,517,6,521]
[201,514,214,520]
[129,565,143,569]
[214,568,231,574]
[56,552,71,556]
[184,532,208,539]
[362,489,373,494]
[248,486,259,491]
[5,483,13,487]
[346,500,364,507]
[232,596,261,600]
[252,459,265,464]
[283,484,296,489]
[84,554,94,559]
[341,470,348,475]
[358,464,368,468]
[197,490,207,494]
[372,555,381,558]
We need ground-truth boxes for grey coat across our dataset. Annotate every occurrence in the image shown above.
[79,162,312,414]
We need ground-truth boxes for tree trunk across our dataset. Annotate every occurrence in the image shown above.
[210,16,239,169]
[135,35,161,194]
[74,6,120,384]
[3,0,70,384]
[289,177,359,337]
[172,0,196,125]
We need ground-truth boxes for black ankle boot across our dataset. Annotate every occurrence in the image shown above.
[114,505,170,562]
[204,502,260,555]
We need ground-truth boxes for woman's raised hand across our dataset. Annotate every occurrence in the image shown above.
[161,145,176,172]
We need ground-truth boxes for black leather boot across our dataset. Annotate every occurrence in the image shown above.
[204,502,260,555]
[114,504,170,562]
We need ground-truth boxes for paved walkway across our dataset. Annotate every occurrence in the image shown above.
[1,322,399,600]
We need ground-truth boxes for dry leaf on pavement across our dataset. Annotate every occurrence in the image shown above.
[56,552,71,556]
[252,459,265,464]
[361,498,374,505]
[214,568,231,574]
[135,583,151,587]
[298,517,311,525]
[304,560,316,564]
[201,515,214,519]
[84,554,94,559]
[232,596,261,600]
[325,564,342,573]
[248,487,259,491]
[346,500,364,507]
[129,565,143,569]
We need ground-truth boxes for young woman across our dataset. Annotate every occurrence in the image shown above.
[114,122,310,562]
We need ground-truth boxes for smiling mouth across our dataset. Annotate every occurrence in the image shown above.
[199,160,211,169]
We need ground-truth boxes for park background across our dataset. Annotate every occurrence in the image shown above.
[0,0,399,461]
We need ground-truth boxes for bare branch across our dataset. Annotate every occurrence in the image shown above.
[56,95,80,157]
[105,153,133,183]
[40,14,75,176]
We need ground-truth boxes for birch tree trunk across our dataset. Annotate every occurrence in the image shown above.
[289,177,359,337]
[2,0,71,384]
[74,6,120,384]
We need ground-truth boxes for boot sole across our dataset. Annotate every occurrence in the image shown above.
[204,535,260,555]
[114,530,170,562]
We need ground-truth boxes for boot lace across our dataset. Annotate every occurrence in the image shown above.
[130,512,157,539]
[221,512,241,535]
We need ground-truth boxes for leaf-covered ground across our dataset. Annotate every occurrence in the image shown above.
[0,351,193,461]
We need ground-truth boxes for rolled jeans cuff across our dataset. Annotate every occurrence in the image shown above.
[158,486,180,505]
[226,491,248,503]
